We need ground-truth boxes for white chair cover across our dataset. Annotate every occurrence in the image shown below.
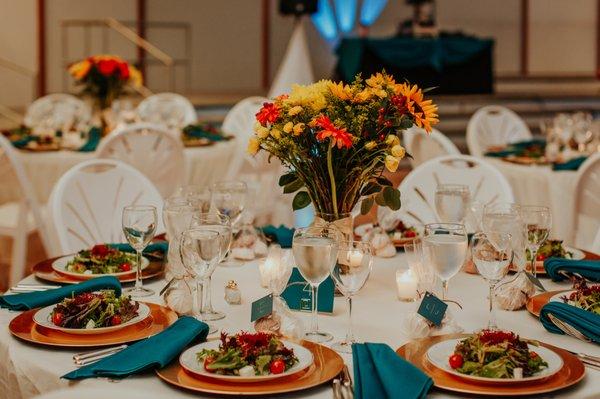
[403,127,460,167]
[571,153,600,252]
[24,93,92,131]
[96,123,185,198]
[466,105,532,157]
[136,93,197,130]
[48,159,165,254]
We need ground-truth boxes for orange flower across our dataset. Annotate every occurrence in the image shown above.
[314,115,353,149]
[396,84,438,132]
[256,102,280,126]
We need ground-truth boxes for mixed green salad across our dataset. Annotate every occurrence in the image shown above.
[527,240,573,262]
[66,244,136,274]
[197,332,299,377]
[51,290,139,329]
[449,330,548,379]
[561,279,600,315]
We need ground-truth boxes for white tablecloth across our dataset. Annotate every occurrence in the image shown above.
[1,254,598,399]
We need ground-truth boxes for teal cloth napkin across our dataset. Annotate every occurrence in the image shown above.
[0,276,121,311]
[108,241,169,255]
[353,343,432,399]
[484,149,517,157]
[540,302,600,343]
[260,225,294,248]
[552,156,587,171]
[78,127,102,152]
[510,138,546,148]
[11,136,35,149]
[544,257,600,282]
[183,124,227,142]
[62,316,209,380]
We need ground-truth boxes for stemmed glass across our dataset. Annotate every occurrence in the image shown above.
[292,226,339,343]
[210,181,247,266]
[404,239,436,296]
[190,212,232,321]
[162,200,197,278]
[122,205,158,297]
[422,223,468,301]
[435,184,470,224]
[520,205,552,279]
[330,241,372,353]
[482,202,526,272]
[471,231,513,330]
[179,227,222,334]
[174,185,212,212]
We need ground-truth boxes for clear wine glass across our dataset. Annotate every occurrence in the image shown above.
[292,226,339,343]
[404,239,436,295]
[190,212,232,321]
[179,227,222,334]
[471,231,512,330]
[210,181,247,266]
[330,240,372,353]
[482,202,526,272]
[162,201,197,278]
[434,184,470,224]
[422,223,468,301]
[122,205,158,297]
[174,185,212,212]
[520,205,552,279]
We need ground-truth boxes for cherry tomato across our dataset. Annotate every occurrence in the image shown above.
[203,356,215,372]
[110,315,122,326]
[270,359,285,374]
[404,230,417,238]
[530,351,538,359]
[120,262,131,272]
[449,354,464,369]
[536,254,546,261]
[52,312,64,326]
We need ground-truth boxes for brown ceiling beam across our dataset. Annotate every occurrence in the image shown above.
[520,0,529,76]
[261,0,271,90]
[37,0,46,96]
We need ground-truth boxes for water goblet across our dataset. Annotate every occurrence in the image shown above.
[210,181,247,266]
[434,184,470,224]
[174,185,212,212]
[520,205,552,279]
[404,239,436,296]
[122,205,157,297]
[482,202,526,272]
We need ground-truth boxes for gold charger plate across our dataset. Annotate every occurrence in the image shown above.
[508,249,599,275]
[156,340,344,396]
[9,302,177,347]
[526,290,569,317]
[396,334,585,396]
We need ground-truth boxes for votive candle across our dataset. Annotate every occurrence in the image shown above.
[396,269,418,302]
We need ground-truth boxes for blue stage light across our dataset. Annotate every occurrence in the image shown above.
[359,0,388,26]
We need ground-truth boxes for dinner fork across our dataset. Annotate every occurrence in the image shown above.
[8,284,60,293]
[73,344,128,366]
[341,364,354,399]
[548,314,592,343]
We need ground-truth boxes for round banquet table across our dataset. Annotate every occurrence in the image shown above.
[1,254,598,399]
[0,140,237,204]
[486,158,578,241]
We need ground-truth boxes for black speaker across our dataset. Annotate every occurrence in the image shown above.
[279,0,318,16]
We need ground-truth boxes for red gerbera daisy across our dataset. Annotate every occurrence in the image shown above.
[314,115,353,149]
[256,102,280,126]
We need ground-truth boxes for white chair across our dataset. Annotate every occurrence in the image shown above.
[136,92,197,130]
[48,159,165,254]
[403,126,460,167]
[466,105,532,157]
[24,93,92,131]
[0,135,54,285]
[570,153,600,252]
[96,123,185,198]
[380,154,514,228]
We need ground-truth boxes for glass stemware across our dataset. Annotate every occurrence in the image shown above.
[520,205,552,279]
[422,223,468,301]
[434,184,470,224]
[190,212,232,321]
[122,205,158,297]
[471,231,512,330]
[330,241,372,353]
[482,202,526,272]
[404,239,436,295]
[292,226,339,343]
[210,181,248,266]
[162,201,197,279]
[174,185,212,212]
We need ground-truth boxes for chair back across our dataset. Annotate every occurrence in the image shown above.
[467,105,531,157]
[571,153,600,251]
[403,127,460,167]
[24,93,91,131]
[49,159,165,254]
[136,92,197,129]
[96,123,185,197]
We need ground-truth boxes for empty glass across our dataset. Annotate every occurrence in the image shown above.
[482,202,526,272]
[162,201,197,278]
[174,185,212,212]
[404,239,436,295]
[435,184,470,224]
[122,205,158,297]
[520,205,552,279]
[330,241,372,353]
[210,181,247,227]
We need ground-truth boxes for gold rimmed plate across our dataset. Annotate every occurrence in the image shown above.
[508,248,597,275]
[396,334,585,396]
[526,290,570,317]
[156,341,344,396]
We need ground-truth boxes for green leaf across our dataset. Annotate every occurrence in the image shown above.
[278,172,297,187]
[383,186,401,210]
[360,196,374,215]
[360,182,381,196]
[283,179,304,194]
[374,191,386,206]
[292,191,311,210]
[375,176,393,187]
[399,118,414,129]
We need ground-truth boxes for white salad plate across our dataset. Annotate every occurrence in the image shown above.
[563,247,584,260]
[52,254,150,279]
[426,338,563,384]
[179,340,314,383]
[33,302,150,335]
[550,291,575,304]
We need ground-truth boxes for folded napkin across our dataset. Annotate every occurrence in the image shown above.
[353,343,432,399]
[484,149,517,158]
[182,124,227,142]
[544,257,600,282]
[510,138,546,148]
[78,127,102,152]
[108,241,169,255]
[540,302,600,343]
[62,316,208,380]
[11,135,35,149]
[260,225,294,248]
[0,276,121,311]
[552,156,587,171]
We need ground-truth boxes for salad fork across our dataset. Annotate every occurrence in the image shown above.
[548,314,591,343]
[73,344,128,366]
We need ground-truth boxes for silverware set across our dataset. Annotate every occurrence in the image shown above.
[548,314,600,370]
[72,344,128,366]
[8,284,60,293]
[333,364,353,399]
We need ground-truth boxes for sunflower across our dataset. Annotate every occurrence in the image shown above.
[396,83,438,132]
[328,81,353,101]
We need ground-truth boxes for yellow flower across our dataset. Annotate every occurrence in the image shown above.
[255,125,269,138]
[288,106,303,116]
[128,66,143,88]
[68,60,91,80]
[385,134,400,146]
[293,123,305,136]
[371,88,387,98]
[396,83,439,132]
[385,155,400,172]
[354,89,372,103]
[270,128,282,140]
[283,121,294,134]
[328,81,353,100]
[247,137,260,155]
[391,144,406,158]
[288,80,331,111]
[365,141,377,150]
[366,72,396,89]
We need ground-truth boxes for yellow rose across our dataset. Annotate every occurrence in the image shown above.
[385,155,400,172]
[283,121,294,134]
[385,135,400,146]
[391,144,406,158]
[288,106,303,116]
[270,128,282,140]
[247,137,260,155]
[365,141,377,150]
[255,125,269,138]
[293,123,305,136]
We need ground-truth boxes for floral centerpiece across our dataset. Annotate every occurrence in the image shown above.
[248,72,438,227]
[68,55,143,109]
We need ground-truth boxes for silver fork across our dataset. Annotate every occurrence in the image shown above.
[341,364,354,399]
[548,314,592,343]
[8,284,60,293]
[73,344,128,366]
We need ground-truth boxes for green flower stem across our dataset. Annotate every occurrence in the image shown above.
[327,143,338,218]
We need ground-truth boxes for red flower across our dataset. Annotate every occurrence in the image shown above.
[118,62,130,80]
[256,102,280,126]
[314,115,353,149]
[391,95,410,115]
[97,59,118,76]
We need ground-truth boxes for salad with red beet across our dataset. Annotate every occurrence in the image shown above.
[66,244,136,274]
[197,332,299,377]
[561,278,600,315]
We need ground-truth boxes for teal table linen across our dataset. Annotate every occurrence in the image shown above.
[260,225,294,248]
[183,124,227,142]
[78,127,102,152]
[540,302,600,343]
[552,157,587,171]
[109,241,168,255]
[544,258,600,282]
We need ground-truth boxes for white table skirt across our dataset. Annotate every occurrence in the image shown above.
[1,254,598,399]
